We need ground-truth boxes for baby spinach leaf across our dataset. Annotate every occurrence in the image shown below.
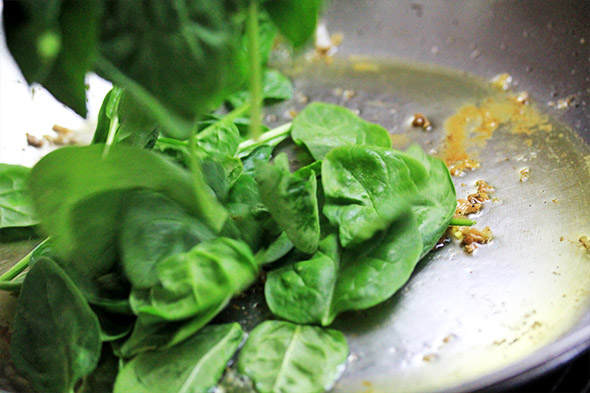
[256,231,294,266]
[11,258,102,393]
[291,102,392,160]
[322,145,427,247]
[120,191,216,289]
[114,323,244,393]
[0,164,38,229]
[226,69,294,109]
[130,237,258,322]
[403,145,457,256]
[92,86,125,145]
[263,0,323,47]
[256,154,320,254]
[266,213,423,325]
[237,320,348,393]
[196,122,241,158]
[242,145,274,176]
[97,0,244,139]
[28,145,227,267]
[2,0,101,116]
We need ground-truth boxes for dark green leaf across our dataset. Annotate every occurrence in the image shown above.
[11,258,101,393]
[241,145,273,176]
[263,0,323,47]
[322,145,426,246]
[114,323,244,393]
[196,122,241,157]
[0,164,38,229]
[97,0,244,139]
[120,191,216,289]
[256,154,320,254]
[266,213,423,325]
[237,320,348,393]
[3,0,101,116]
[291,102,392,161]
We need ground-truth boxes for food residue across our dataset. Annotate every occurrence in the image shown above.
[580,236,590,254]
[411,113,432,131]
[519,167,530,182]
[313,23,343,63]
[455,180,494,216]
[25,133,44,148]
[451,226,493,254]
[440,94,552,176]
[490,73,513,91]
[44,124,77,145]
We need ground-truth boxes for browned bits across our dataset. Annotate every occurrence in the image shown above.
[456,226,493,254]
[411,113,432,131]
[26,133,44,148]
[519,167,530,182]
[579,236,590,254]
[455,180,494,216]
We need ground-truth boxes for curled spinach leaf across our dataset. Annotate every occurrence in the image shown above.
[256,154,320,254]
[322,145,426,247]
[237,320,348,393]
[266,213,423,326]
[291,102,392,161]
[114,323,244,393]
[11,258,102,393]
[263,0,323,47]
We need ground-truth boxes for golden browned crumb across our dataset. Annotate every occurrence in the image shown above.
[411,113,432,131]
[451,226,493,254]
[579,236,590,254]
[26,133,44,148]
[519,167,530,182]
[45,124,77,145]
[455,180,494,216]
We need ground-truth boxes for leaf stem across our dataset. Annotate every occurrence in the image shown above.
[0,238,48,282]
[449,217,476,226]
[246,0,263,141]
[237,122,292,157]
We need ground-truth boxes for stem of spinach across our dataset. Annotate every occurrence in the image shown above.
[449,217,476,226]
[237,122,292,157]
[246,0,263,141]
[102,112,120,158]
[0,238,49,282]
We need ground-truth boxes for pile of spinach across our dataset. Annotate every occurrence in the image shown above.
[0,1,463,393]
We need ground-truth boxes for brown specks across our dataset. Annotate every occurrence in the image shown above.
[452,226,493,254]
[411,113,432,131]
[519,167,530,182]
[579,236,590,254]
[26,133,44,148]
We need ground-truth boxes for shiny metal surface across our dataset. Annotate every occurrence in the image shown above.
[1,1,589,392]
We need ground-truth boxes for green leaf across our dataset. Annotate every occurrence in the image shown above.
[263,0,323,47]
[3,0,101,116]
[226,69,294,109]
[97,0,244,139]
[92,86,124,144]
[291,102,392,161]
[237,320,348,393]
[28,145,227,270]
[403,145,457,256]
[130,237,258,322]
[120,191,216,289]
[241,145,274,176]
[114,323,244,393]
[11,258,102,393]
[256,154,320,254]
[0,164,38,229]
[322,145,427,246]
[196,122,241,158]
[266,213,423,325]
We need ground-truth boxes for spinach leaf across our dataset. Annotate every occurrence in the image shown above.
[263,0,323,47]
[226,69,294,109]
[92,86,125,145]
[28,145,227,268]
[97,0,244,139]
[266,213,423,325]
[129,238,258,322]
[291,102,392,161]
[256,231,294,266]
[11,258,102,393]
[241,145,274,176]
[114,323,244,393]
[0,164,38,229]
[403,145,457,256]
[120,191,216,289]
[237,320,348,393]
[196,122,241,158]
[2,0,101,116]
[322,145,427,247]
[256,154,320,254]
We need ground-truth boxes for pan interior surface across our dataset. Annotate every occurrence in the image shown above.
[264,58,590,393]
